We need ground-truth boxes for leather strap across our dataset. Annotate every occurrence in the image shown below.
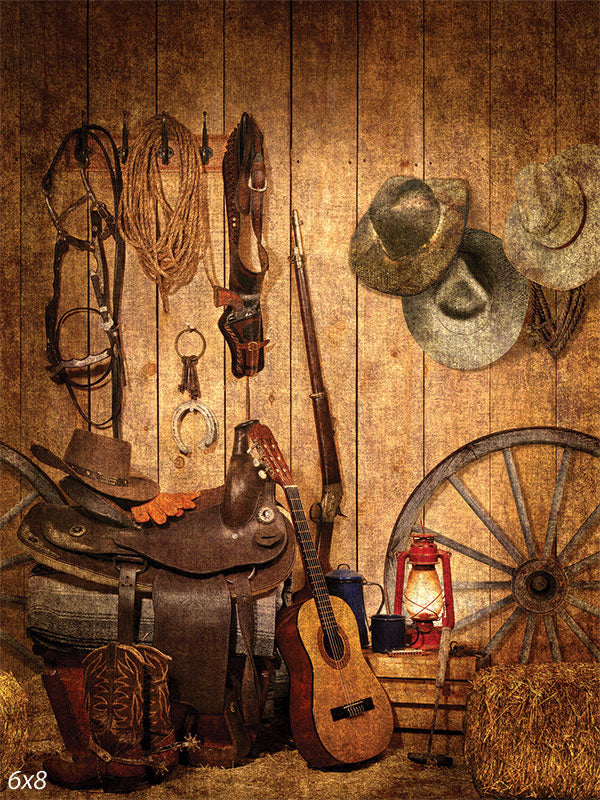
[217,112,270,378]
[117,558,146,644]
[228,573,261,726]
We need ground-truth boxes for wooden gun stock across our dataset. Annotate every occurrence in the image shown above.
[291,210,343,572]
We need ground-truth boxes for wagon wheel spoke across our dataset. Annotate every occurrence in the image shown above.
[558,608,600,661]
[448,475,525,565]
[565,551,600,577]
[0,490,40,531]
[0,554,33,570]
[519,613,537,664]
[411,525,515,576]
[566,594,600,618]
[0,631,43,669]
[543,447,572,557]
[482,606,525,656]
[453,594,515,632]
[571,580,600,590]
[543,615,562,662]
[454,580,513,590]
[503,447,537,558]
[558,501,600,565]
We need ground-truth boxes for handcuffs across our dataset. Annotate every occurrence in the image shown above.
[171,326,218,455]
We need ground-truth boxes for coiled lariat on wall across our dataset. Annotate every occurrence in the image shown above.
[529,282,585,357]
[118,113,207,312]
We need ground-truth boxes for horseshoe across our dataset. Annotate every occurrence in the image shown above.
[171,399,219,455]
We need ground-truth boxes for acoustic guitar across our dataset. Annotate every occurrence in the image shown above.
[248,422,394,768]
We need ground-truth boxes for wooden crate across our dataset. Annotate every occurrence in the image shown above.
[365,649,481,756]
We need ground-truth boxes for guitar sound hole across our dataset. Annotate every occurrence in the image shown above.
[323,629,346,662]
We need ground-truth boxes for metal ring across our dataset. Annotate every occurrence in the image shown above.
[174,326,206,361]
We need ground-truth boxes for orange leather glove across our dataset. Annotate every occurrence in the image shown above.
[132,491,201,525]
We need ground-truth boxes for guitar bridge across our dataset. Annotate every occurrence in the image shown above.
[330,696,374,721]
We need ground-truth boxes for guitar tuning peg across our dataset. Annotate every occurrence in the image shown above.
[258,469,268,480]
[253,458,261,468]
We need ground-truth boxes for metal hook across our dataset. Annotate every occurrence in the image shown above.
[200,111,213,166]
[75,110,93,167]
[157,111,173,165]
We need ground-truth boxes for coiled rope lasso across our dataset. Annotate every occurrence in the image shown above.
[118,113,207,312]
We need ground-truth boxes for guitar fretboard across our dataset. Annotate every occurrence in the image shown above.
[285,485,338,636]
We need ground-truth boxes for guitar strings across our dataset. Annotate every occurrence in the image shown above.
[258,435,357,710]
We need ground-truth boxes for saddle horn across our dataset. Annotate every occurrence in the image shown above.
[221,419,271,529]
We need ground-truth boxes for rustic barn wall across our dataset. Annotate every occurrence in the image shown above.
[1,0,599,680]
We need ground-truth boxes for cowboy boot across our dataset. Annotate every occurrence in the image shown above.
[135,644,179,779]
[44,642,147,793]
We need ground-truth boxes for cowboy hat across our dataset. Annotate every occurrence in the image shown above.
[31,429,160,502]
[402,228,530,370]
[503,143,600,290]
[350,176,469,296]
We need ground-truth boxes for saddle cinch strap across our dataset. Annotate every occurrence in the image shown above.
[19,421,294,726]
[216,112,270,378]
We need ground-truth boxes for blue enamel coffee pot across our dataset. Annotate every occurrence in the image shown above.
[325,563,385,647]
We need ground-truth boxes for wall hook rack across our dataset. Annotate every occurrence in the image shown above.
[157,111,174,165]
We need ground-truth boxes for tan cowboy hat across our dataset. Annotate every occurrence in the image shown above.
[503,144,600,290]
[31,429,160,502]
[350,176,469,296]
[402,229,530,370]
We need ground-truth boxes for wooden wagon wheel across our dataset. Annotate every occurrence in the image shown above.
[384,427,600,664]
[0,441,67,668]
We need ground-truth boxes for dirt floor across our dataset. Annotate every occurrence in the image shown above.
[12,676,480,800]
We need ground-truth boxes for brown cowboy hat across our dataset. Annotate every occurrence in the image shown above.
[503,144,600,290]
[350,176,469,296]
[402,228,530,370]
[31,429,160,502]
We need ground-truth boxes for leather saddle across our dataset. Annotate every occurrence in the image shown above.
[19,420,294,747]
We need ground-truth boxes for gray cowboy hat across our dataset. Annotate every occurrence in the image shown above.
[350,176,469,296]
[31,428,160,502]
[503,143,600,290]
[402,228,530,370]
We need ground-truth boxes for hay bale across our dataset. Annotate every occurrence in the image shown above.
[464,663,600,800]
[0,671,29,790]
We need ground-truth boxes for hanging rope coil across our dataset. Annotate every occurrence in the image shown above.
[118,113,206,312]
[529,282,585,357]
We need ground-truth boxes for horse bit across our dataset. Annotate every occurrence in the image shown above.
[171,325,218,455]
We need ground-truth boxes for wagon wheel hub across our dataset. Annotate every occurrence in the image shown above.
[512,557,567,614]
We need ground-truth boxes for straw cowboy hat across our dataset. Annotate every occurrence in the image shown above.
[503,143,600,290]
[350,176,469,296]
[402,228,530,370]
[31,429,160,502]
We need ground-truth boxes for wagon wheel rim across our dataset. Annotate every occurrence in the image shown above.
[0,441,67,668]
[384,426,600,664]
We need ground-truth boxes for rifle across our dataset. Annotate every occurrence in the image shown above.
[291,210,343,574]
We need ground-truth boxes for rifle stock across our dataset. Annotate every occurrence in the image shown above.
[291,210,343,572]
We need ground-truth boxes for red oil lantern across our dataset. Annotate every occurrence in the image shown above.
[393,534,454,650]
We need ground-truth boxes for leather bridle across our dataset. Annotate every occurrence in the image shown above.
[42,123,126,438]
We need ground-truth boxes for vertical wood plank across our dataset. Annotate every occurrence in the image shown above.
[357,0,424,615]
[156,0,226,493]
[223,0,291,472]
[12,0,87,674]
[291,0,358,584]
[0,0,25,680]
[88,0,158,480]
[490,0,556,663]
[555,0,600,658]
[422,0,492,648]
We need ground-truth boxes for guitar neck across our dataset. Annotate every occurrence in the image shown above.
[284,485,338,631]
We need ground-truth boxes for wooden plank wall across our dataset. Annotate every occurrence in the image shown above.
[1,0,599,681]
